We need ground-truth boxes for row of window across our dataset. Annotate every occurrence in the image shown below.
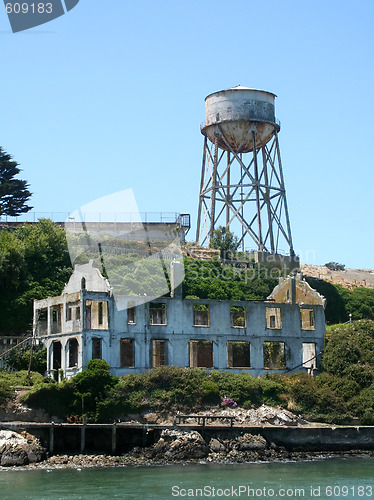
[52,337,317,372]
[39,302,316,335]
[129,304,316,330]
[118,339,316,370]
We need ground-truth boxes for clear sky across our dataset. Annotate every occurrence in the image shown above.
[1,0,373,269]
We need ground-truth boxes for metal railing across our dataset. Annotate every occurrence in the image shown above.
[0,336,33,371]
[1,212,182,224]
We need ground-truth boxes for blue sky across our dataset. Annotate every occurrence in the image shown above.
[1,0,373,269]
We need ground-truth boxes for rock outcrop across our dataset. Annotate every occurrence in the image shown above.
[148,429,210,460]
[141,429,274,462]
[187,405,306,427]
[0,430,46,466]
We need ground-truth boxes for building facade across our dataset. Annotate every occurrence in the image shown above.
[33,261,325,380]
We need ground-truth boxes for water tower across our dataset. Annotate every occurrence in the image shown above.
[196,85,296,266]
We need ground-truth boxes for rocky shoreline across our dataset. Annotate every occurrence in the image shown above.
[2,427,374,470]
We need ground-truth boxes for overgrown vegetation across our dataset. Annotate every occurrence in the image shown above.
[183,258,281,301]
[21,363,286,423]
[0,369,47,408]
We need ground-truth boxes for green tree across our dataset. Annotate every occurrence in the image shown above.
[336,286,374,321]
[321,320,374,385]
[0,220,72,333]
[72,360,118,419]
[325,262,345,271]
[210,226,239,259]
[305,277,347,324]
[0,147,32,217]
[6,346,47,374]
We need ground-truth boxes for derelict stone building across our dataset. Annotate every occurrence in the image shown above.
[33,261,325,380]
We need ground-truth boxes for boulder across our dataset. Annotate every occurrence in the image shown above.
[0,430,46,467]
[143,413,158,424]
[209,438,226,452]
[236,433,267,451]
[151,429,209,461]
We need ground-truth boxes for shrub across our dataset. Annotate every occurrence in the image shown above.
[6,346,47,375]
[348,385,374,425]
[0,369,45,387]
[325,262,345,271]
[21,380,76,419]
[315,372,361,401]
[0,380,13,407]
[284,372,351,424]
[201,380,220,404]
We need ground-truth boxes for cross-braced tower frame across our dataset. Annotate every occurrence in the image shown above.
[196,86,295,259]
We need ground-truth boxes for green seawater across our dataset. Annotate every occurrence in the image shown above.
[1,457,374,499]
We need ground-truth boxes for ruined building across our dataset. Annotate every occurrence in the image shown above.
[33,261,325,380]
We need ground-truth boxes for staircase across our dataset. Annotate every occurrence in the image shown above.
[0,337,33,372]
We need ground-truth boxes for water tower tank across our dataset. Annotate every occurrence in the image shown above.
[201,86,279,153]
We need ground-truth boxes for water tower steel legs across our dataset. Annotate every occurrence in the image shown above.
[209,137,219,241]
[252,131,264,252]
[196,125,294,257]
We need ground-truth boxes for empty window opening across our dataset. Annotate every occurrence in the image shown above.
[120,338,134,367]
[149,303,167,325]
[81,277,86,290]
[98,302,103,326]
[52,305,62,334]
[301,309,315,330]
[85,304,92,329]
[230,307,246,328]
[68,338,79,368]
[266,307,282,329]
[189,340,213,368]
[85,300,108,329]
[66,305,72,322]
[127,306,136,325]
[52,341,62,370]
[152,340,166,367]
[66,301,80,322]
[193,304,209,327]
[37,308,48,335]
[92,338,102,360]
[302,343,317,373]
[263,342,286,370]
[310,310,315,327]
[227,341,250,368]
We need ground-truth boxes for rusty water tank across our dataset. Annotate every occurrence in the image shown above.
[201,86,279,153]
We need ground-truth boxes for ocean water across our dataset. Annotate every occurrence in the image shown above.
[0,456,373,499]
